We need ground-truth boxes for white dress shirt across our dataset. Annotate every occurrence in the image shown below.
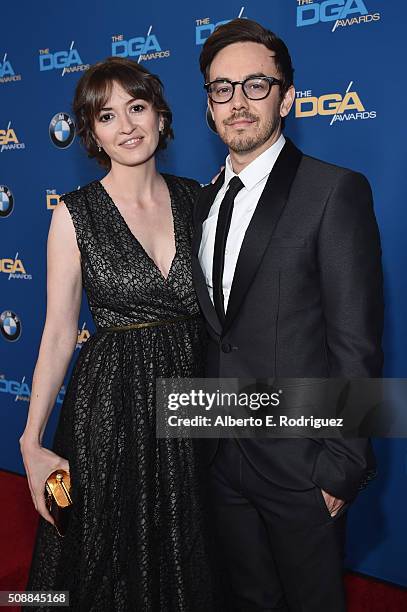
[198,134,286,311]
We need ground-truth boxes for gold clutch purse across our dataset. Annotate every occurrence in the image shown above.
[44,469,72,537]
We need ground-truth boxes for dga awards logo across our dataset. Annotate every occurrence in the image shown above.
[0,310,22,342]
[0,53,22,83]
[0,374,66,404]
[76,322,90,350]
[0,374,30,402]
[39,42,89,74]
[0,121,25,152]
[0,186,14,217]
[112,25,170,62]
[0,253,32,280]
[195,6,246,45]
[296,0,380,31]
[46,186,80,209]
[295,82,376,124]
[49,113,75,148]
[46,189,61,210]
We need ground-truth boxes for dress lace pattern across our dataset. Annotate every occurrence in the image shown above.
[24,176,217,611]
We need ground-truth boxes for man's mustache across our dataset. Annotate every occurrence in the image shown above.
[223,112,259,125]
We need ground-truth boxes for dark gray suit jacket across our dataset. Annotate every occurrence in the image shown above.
[192,138,384,501]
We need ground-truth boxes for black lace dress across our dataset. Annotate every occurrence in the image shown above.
[24,176,216,611]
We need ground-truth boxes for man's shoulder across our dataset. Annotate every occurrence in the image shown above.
[283,137,369,185]
[294,149,372,207]
[300,151,360,179]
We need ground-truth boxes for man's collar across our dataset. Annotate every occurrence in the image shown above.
[224,133,286,192]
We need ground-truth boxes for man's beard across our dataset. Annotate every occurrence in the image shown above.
[221,112,280,154]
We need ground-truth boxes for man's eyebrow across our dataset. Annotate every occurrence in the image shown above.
[245,72,269,78]
[211,72,271,81]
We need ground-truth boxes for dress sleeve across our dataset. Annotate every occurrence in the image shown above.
[61,188,92,255]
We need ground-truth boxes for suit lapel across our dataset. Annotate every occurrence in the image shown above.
[223,139,303,334]
[192,171,225,335]
[192,170,225,256]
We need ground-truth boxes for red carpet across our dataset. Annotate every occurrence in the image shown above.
[0,470,39,611]
[0,469,406,611]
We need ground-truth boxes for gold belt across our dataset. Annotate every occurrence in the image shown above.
[102,313,201,332]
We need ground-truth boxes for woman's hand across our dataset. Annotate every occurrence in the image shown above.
[20,436,70,525]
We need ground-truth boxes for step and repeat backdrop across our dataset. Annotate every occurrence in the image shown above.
[1,0,406,586]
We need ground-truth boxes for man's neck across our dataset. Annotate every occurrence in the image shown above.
[229,130,282,174]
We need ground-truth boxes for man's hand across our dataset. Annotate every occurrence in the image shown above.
[210,166,225,184]
[321,489,346,517]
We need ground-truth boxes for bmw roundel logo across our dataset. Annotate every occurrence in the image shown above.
[0,185,14,218]
[0,310,22,342]
[49,112,75,149]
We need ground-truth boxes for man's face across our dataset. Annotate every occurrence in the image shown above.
[207,42,294,155]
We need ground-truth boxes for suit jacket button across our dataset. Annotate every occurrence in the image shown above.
[221,342,232,353]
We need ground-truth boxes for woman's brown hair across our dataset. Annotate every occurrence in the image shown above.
[73,56,174,168]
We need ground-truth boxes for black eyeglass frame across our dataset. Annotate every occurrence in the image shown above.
[204,76,282,104]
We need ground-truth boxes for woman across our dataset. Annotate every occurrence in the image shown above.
[20,57,215,611]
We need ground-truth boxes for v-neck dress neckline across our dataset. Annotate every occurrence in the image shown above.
[97,174,177,282]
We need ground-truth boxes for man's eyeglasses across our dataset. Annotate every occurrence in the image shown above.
[204,76,282,104]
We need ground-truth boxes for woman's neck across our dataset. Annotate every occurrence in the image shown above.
[101,156,161,204]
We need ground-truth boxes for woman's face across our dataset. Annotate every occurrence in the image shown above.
[93,81,163,168]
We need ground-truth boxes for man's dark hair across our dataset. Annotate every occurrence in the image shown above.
[73,57,173,169]
[199,18,294,97]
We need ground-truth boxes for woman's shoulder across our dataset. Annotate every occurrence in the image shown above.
[61,180,99,206]
[163,173,202,200]
[57,181,102,248]
[59,181,102,240]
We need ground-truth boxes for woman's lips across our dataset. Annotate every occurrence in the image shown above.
[119,136,144,148]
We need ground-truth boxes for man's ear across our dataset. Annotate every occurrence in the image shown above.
[280,85,295,118]
[207,99,215,121]
[206,107,217,134]
[206,100,217,133]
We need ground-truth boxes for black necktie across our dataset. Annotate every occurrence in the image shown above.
[212,176,244,324]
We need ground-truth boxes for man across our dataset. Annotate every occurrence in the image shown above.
[192,18,383,612]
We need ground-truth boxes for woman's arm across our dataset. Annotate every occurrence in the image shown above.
[20,201,82,523]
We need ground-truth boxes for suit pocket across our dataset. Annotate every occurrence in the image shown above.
[314,487,349,521]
